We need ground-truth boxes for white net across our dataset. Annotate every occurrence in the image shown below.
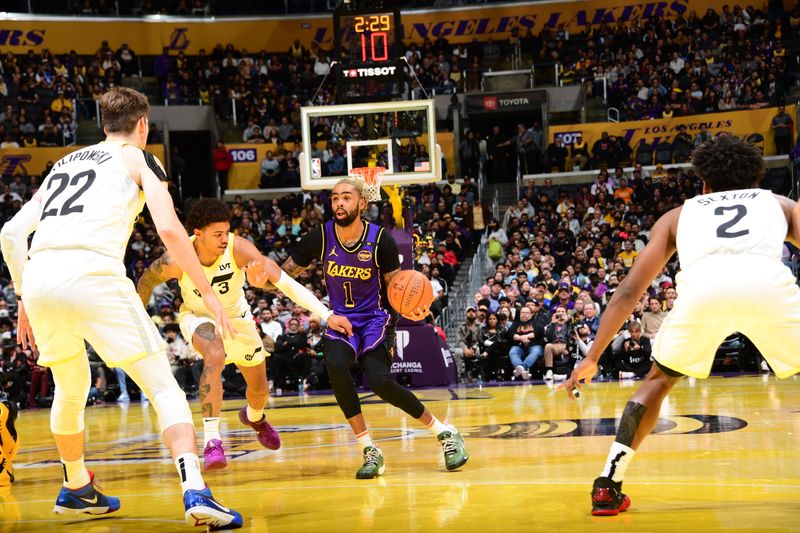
[350,167,386,202]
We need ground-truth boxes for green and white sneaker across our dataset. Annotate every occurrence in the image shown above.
[438,428,469,471]
[356,446,385,479]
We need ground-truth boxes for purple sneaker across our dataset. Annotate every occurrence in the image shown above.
[203,439,227,471]
[238,407,281,450]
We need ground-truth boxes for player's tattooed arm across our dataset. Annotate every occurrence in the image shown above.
[382,268,401,286]
[136,251,179,307]
[281,256,309,278]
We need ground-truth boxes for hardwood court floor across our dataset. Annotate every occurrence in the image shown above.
[6,374,800,532]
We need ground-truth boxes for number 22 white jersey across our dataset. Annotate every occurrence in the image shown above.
[29,141,146,262]
[676,188,787,270]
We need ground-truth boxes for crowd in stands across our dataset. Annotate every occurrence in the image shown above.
[3,1,797,180]
[480,105,795,179]
[553,3,800,120]
[452,159,786,383]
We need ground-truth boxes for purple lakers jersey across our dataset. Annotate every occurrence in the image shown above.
[322,219,391,315]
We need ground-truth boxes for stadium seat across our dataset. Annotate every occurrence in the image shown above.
[654,142,673,165]
[635,142,654,166]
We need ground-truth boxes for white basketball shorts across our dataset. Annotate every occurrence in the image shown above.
[653,254,800,379]
[178,309,266,367]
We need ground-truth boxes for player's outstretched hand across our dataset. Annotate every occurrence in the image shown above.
[559,358,597,400]
[16,301,36,350]
[327,315,353,337]
[203,293,236,340]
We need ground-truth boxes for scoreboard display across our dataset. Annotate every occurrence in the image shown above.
[333,7,403,102]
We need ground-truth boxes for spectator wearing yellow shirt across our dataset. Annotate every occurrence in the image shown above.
[618,241,638,268]
[613,177,634,204]
[50,91,73,114]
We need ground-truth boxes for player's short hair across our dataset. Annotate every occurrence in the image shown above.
[335,178,365,198]
[691,134,764,192]
[100,87,149,133]
[186,198,231,232]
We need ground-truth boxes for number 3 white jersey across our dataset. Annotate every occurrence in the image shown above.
[676,188,787,270]
[178,233,249,318]
[29,141,146,262]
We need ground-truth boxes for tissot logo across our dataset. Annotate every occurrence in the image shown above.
[343,66,397,78]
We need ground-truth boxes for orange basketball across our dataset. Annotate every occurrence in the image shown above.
[387,270,434,320]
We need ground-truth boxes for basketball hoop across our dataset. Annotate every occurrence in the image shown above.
[350,166,385,203]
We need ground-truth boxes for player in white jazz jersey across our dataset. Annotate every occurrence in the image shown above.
[561,134,800,516]
[0,87,242,529]
[137,198,352,471]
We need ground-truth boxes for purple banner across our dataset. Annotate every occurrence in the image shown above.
[390,227,414,271]
[392,323,457,387]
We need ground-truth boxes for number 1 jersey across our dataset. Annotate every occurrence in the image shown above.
[29,141,146,262]
[676,188,787,270]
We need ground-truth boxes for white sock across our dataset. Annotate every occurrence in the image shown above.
[61,456,91,489]
[246,405,263,423]
[424,415,450,437]
[600,441,635,483]
[355,430,374,449]
[175,453,205,492]
[203,417,221,445]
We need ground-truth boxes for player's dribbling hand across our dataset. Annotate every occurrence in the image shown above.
[327,315,353,337]
[203,293,236,340]
[405,306,430,322]
[15,301,36,350]
[558,358,598,400]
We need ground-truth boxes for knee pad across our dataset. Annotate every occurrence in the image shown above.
[50,386,89,435]
[123,353,193,433]
[150,383,193,433]
[49,361,90,435]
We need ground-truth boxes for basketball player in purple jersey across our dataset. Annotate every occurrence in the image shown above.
[248,179,468,478]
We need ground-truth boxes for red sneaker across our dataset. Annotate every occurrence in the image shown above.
[591,476,631,516]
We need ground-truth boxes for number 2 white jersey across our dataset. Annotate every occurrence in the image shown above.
[29,141,145,262]
[676,188,787,270]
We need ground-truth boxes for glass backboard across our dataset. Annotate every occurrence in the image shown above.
[299,99,441,190]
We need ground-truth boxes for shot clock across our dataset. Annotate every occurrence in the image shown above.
[333,6,404,102]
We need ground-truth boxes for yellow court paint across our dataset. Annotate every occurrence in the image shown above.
[8,375,800,532]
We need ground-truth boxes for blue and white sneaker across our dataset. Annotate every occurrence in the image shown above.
[183,486,243,530]
[53,471,120,516]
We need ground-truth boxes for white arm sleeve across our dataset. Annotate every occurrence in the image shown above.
[0,199,41,296]
[273,270,333,321]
